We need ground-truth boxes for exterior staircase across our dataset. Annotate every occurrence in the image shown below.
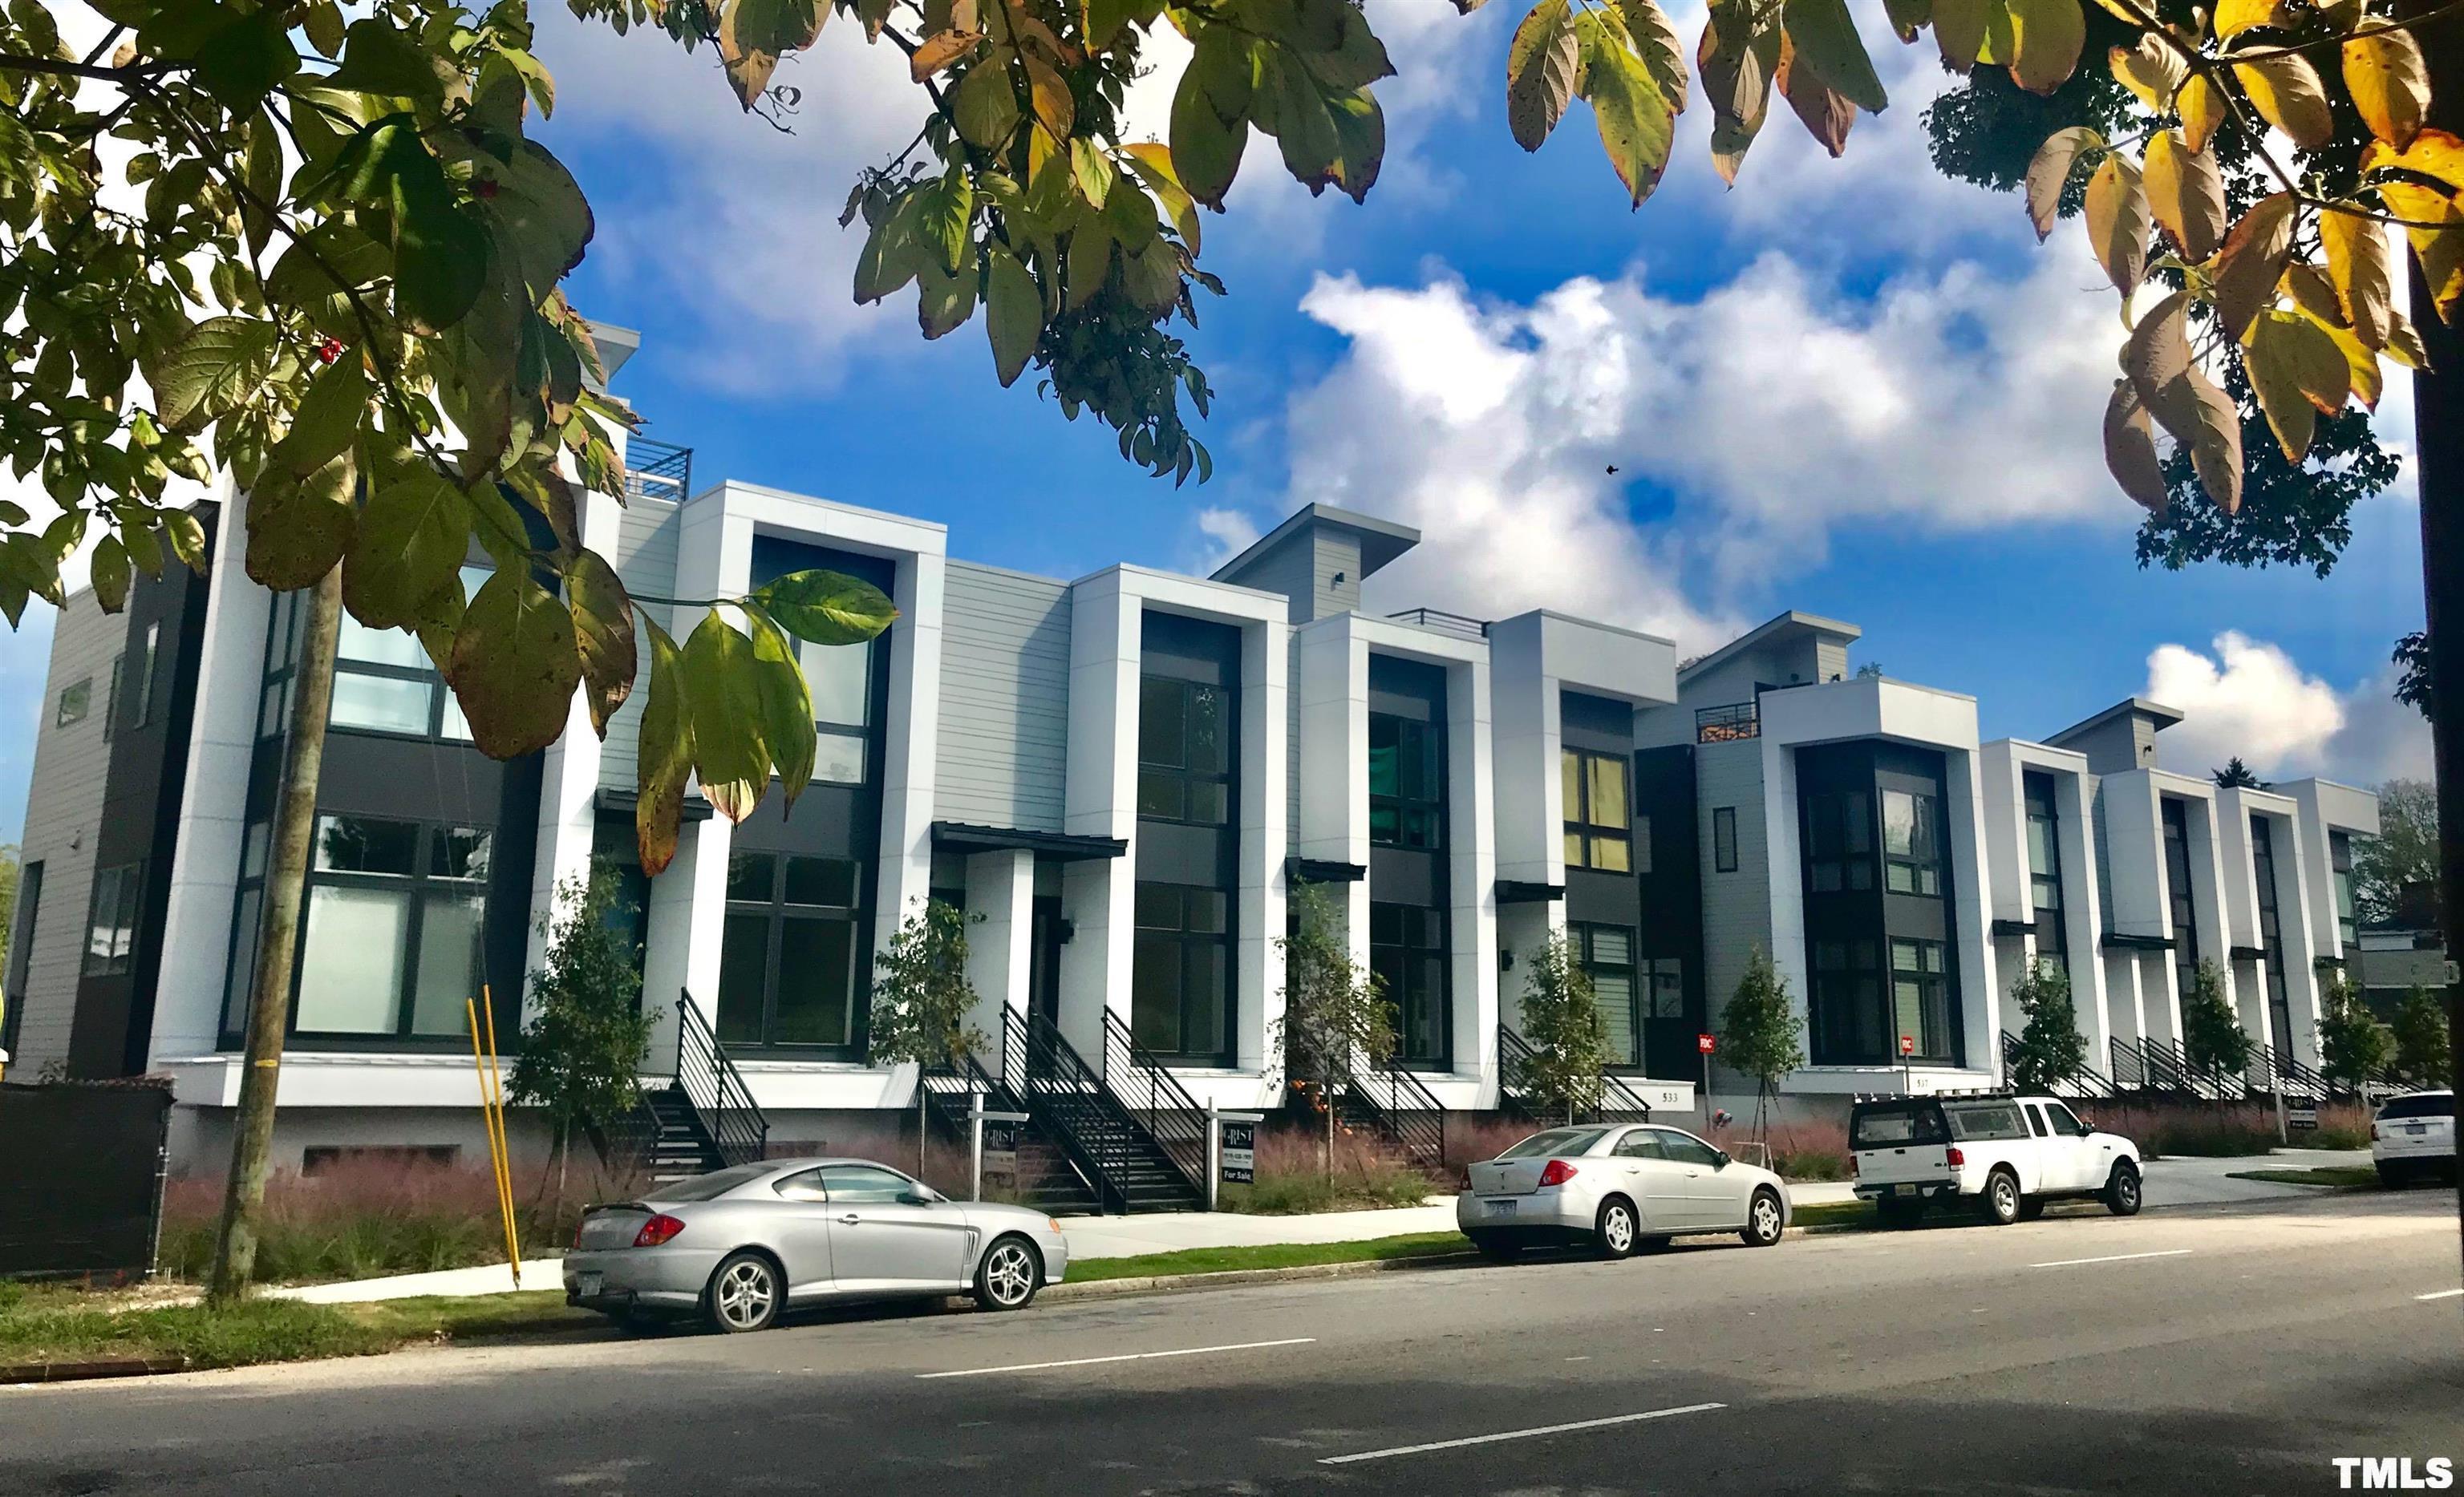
[918,1055,1103,1214]
[1003,1009,1205,1214]
[639,1082,727,1182]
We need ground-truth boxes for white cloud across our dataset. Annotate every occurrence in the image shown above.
[1191,506,1262,573]
[2147,631,2430,786]
[1266,245,2127,653]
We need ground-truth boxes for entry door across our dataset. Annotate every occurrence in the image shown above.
[1029,896,1064,1026]
[816,1164,971,1289]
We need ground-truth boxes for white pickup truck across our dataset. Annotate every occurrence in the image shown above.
[1849,1092,2142,1227]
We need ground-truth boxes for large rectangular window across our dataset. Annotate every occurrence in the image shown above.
[1562,749,1631,872]
[289,815,489,1038]
[1137,676,1231,826]
[1371,903,1449,1066]
[1574,922,1641,1069]
[328,565,489,740]
[799,636,873,786]
[83,863,144,977]
[1368,714,1443,850]
[1131,882,1230,1060]
[2,860,38,1054]
[1802,789,1873,893]
[2162,797,2200,1004]
[1890,938,1953,1063]
[1882,789,1942,896]
[716,852,864,1052]
[2252,816,2292,1057]
[2024,771,2067,977]
[1811,938,1886,1066]
[2329,830,2358,950]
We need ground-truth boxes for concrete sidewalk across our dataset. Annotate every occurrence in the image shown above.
[257,1147,2371,1305]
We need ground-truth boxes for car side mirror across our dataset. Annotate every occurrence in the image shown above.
[902,1187,938,1205]
[1715,1151,1731,1168]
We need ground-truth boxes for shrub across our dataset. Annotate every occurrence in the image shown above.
[1220,1127,1436,1214]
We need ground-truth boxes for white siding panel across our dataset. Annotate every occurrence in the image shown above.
[934,561,1071,831]
[596,497,681,793]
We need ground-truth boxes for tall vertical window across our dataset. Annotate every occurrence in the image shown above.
[1811,939,1885,1065]
[220,819,271,1041]
[82,863,144,976]
[716,852,864,1051]
[1881,790,1942,896]
[1802,790,1873,892]
[103,653,124,741]
[2,859,38,1053]
[1368,714,1443,849]
[2328,830,2358,950]
[1371,903,1449,1066]
[1712,806,1739,873]
[799,637,873,785]
[2024,771,2067,977]
[329,565,488,739]
[1889,938,1952,1062]
[1561,749,1631,871]
[130,621,160,730]
[1137,677,1231,825]
[1574,923,1641,1068]
[1131,883,1230,1060]
[2251,816,2292,1056]
[2162,797,2200,1004]
[289,816,490,1038]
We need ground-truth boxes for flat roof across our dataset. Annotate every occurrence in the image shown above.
[1210,503,1420,587]
[2045,696,2186,746]
[1676,610,1862,683]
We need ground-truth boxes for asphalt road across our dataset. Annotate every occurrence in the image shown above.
[6,1192,2459,1496]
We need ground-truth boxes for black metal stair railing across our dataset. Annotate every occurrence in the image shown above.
[1496,1026,1655,1124]
[2000,1030,2118,1098]
[675,990,770,1167]
[1343,1054,1449,1168]
[2257,1044,2331,1101]
[2109,1036,2150,1091]
[1099,1011,1210,1199]
[1002,1008,1204,1214]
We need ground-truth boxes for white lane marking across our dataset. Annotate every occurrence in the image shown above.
[2417,1289,2463,1302]
[917,1337,1315,1379]
[2029,1248,2194,1269]
[1318,1402,1727,1465]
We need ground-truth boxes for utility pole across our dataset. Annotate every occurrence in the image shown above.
[2405,0,2464,1284]
[208,564,342,1306]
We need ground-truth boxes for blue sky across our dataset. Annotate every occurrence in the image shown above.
[0,0,2429,842]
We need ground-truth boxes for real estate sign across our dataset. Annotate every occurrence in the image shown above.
[1220,1119,1256,1184]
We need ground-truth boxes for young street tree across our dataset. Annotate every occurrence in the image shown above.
[2181,957,2255,1079]
[2004,957,2090,1094]
[1273,880,1392,1175]
[1720,947,1804,1144]
[505,860,652,1201]
[868,897,983,1177]
[2318,969,2396,1094]
[8,0,2464,1285]
[1513,931,1612,1126]
[2393,983,2453,1086]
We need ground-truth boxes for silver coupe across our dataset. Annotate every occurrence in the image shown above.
[565,1158,1072,1333]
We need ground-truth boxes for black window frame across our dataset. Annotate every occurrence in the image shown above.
[82,861,144,977]
[1881,788,1943,896]
[1801,788,1874,894]
[1368,712,1445,852]
[1136,674,1234,827]
[1131,880,1233,1062]
[2162,797,2201,1004]
[2023,771,2067,977]
[1887,936,1954,1064]
[1562,747,1632,872]
[715,849,869,1057]
[1712,806,1739,874]
[1573,920,1643,1070]
[3,858,41,1054]
[274,814,496,1043]
[130,620,160,731]
[324,564,493,744]
[1370,901,1450,1068]
[55,675,91,728]
[103,651,124,741]
[1810,937,1886,1066]
[2251,815,2294,1056]
[2328,829,2357,950]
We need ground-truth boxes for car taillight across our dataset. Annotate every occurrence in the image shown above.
[634,1213,686,1248]
[1538,1159,1578,1187]
[1850,1154,1858,1177]
[2372,1123,2382,1140]
[574,1214,590,1248]
[1945,1146,1965,1167]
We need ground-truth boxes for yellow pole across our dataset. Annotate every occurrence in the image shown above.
[468,997,521,1289]
[482,985,523,1282]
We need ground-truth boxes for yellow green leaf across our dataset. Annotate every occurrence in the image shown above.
[1781,0,1888,113]
[1698,2,1780,182]
[2024,125,2101,241]
[2243,308,2348,463]
[568,548,637,740]
[743,606,816,808]
[2143,127,2224,261]
[2320,208,2397,348]
[683,609,771,822]
[91,536,131,614]
[1584,25,1680,203]
[2082,152,2149,297]
[2344,23,2428,149]
[2101,379,2167,515]
[2210,192,2296,342]
[2004,0,2082,95]
[2211,0,2282,38]
[985,243,1042,386]
[1507,0,1583,151]
[2106,35,2184,113]
[446,568,583,761]
[1616,0,1690,114]
[2176,73,2226,155]
[343,467,468,631]
[634,620,694,876]
[717,0,825,109]
[1931,0,1990,70]
[2233,51,2335,150]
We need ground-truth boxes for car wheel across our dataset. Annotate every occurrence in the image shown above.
[973,1234,1043,1312]
[2104,1162,2143,1217]
[2017,1196,2048,1223]
[705,1251,782,1334]
[1876,1197,1923,1229]
[1980,1170,2022,1226]
[1469,1232,1523,1264]
[1741,1189,1785,1248]
[1595,1197,1640,1260]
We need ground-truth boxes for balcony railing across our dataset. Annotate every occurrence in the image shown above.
[626,436,694,504]
[1385,608,1489,641]
[1696,702,1759,743]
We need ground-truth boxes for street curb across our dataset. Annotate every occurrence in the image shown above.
[1046,1251,1481,1301]
[2,1354,190,1385]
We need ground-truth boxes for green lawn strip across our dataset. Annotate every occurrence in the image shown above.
[2227,1167,2383,1189]
[1787,1200,1874,1230]
[0,1290,591,1376]
[1066,1232,1473,1283]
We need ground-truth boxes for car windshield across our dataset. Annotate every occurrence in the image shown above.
[1850,1103,1947,1148]
[644,1164,776,1202]
[1498,1127,1611,1159]
[2379,1094,2454,1120]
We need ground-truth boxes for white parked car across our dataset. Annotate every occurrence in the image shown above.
[2373,1090,2456,1187]
[1850,1092,2142,1227]
[1457,1123,1793,1260]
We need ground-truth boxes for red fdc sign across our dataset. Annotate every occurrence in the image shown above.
[1697,1034,1716,1055]
[1900,1034,1916,1056]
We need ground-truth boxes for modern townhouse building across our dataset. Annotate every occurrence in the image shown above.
[0,326,2388,1196]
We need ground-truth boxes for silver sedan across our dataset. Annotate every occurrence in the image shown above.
[1457,1123,1793,1260]
[565,1158,1072,1333]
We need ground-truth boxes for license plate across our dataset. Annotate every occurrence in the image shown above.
[1486,1200,1517,1216]
[2405,1124,2427,1135]
[578,1272,603,1297]
[1893,1184,1919,1198]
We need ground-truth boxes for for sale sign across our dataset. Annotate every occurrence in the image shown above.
[982,1120,1019,1175]
[2288,1103,2319,1131]
[1220,1119,1256,1184]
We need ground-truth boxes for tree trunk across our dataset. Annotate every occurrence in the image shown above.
[207,564,342,1307]
[918,1084,927,1179]
[2405,0,2464,1279]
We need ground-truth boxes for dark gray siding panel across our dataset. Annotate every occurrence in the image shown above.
[936,561,1071,832]
[12,592,126,1073]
